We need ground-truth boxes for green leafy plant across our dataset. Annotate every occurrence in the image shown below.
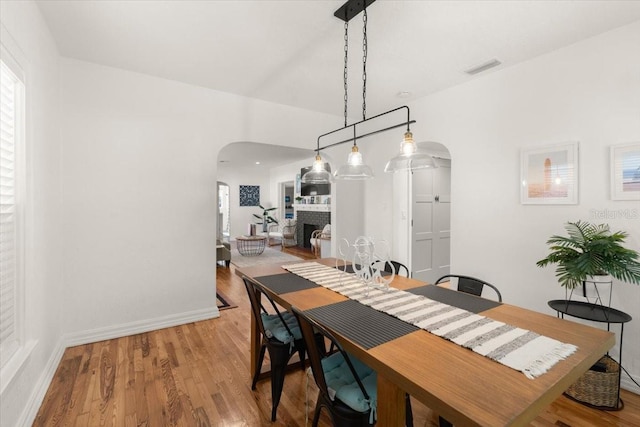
[253,205,278,227]
[536,220,640,289]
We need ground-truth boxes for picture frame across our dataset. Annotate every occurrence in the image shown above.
[520,142,579,205]
[610,142,640,201]
[239,185,260,206]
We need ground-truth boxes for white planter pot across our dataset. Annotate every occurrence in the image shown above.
[582,275,612,302]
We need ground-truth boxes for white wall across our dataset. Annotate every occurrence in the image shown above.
[59,58,340,342]
[0,2,64,426]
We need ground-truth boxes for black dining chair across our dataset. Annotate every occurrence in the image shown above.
[242,277,308,421]
[383,260,409,278]
[369,260,410,278]
[435,274,502,302]
[292,306,413,427]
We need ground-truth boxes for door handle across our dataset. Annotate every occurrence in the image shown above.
[435,195,440,202]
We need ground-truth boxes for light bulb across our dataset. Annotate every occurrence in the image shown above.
[347,146,363,166]
[400,131,416,156]
[312,155,324,171]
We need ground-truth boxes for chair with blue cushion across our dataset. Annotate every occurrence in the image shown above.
[292,306,413,427]
[242,277,307,421]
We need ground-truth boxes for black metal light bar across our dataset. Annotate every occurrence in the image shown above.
[316,105,415,151]
[334,0,377,22]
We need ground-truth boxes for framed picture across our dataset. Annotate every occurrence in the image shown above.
[239,185,260,206]
[520,142,579,204]
[610,142,640,201]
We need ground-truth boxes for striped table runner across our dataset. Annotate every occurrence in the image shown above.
[283,262,577,379]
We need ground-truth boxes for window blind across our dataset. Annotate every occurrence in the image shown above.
[0,60,19,366]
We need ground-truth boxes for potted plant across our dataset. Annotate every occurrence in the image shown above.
[253,205,278,233]
[536,221,640,297]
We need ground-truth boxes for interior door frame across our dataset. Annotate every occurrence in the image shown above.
[405,142,451,280]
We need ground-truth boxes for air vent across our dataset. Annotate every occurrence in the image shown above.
[464,58,502,75]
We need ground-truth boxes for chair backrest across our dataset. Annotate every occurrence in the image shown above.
[291,306,371,408]
[242,277,269,338]
[435,274,502,302]
[383,260,409,278]
[282,219,296,235]
[242,277,298,342]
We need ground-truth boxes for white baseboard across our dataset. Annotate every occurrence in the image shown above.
[15,307,219,427]
[16,339,66,427]
[63,307,219,347]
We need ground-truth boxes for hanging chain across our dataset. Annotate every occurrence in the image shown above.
[362,7,368,121]
[343,21,349,128]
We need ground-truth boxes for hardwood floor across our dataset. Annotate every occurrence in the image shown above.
[34,245,640,426]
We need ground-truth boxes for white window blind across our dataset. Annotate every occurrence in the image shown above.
[0,59,21,367]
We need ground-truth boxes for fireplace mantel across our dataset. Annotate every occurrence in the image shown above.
[293,204,330,213]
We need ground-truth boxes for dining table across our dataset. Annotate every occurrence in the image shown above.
[236,258,614,426]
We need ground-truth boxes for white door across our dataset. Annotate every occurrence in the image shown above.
[410,159,451,283]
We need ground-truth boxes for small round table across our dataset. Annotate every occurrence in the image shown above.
[236,235,267,256]
[548,300,632,410]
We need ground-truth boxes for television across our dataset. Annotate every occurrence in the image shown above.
[300,164,331,196]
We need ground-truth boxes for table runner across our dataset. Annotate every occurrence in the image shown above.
[334,263,391,276]
[283,262,577,379]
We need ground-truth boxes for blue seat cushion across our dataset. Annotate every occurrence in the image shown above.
[321,351,377,414]
[261,311,302,344]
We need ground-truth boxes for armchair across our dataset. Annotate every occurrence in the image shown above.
[216,239,231,267]
[310,224,331,258]
[268,219,297,248]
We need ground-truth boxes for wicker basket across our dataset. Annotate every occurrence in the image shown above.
[565,355,620,408]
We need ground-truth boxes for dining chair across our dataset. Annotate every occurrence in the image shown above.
[383,260,409,278]
[242,277,308,421]
[292,306,413,427]
[435,274,502,302]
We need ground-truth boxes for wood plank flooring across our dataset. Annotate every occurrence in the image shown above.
[34,245,640,426]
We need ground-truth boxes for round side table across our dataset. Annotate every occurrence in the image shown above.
[548,299,632,410]
[236,235,267,256]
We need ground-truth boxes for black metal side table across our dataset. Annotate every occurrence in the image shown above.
[548,299,632,410]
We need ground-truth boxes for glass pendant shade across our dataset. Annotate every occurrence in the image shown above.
[301,154,333,184]
[334,145,374,180]
[384,131,437,172]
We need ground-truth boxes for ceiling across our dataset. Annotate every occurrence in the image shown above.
[36,0,640,167]
[217,142,315,170]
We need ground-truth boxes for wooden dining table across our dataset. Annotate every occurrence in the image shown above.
[236,258,614,426]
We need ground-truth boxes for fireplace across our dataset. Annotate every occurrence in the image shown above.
[302,224,319,249]
[296,210,330,249]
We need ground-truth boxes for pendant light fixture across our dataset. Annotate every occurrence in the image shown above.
[334,5,374,180]
[303,0,435,183]
[384,129,438,172]
[301,151,333,184]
